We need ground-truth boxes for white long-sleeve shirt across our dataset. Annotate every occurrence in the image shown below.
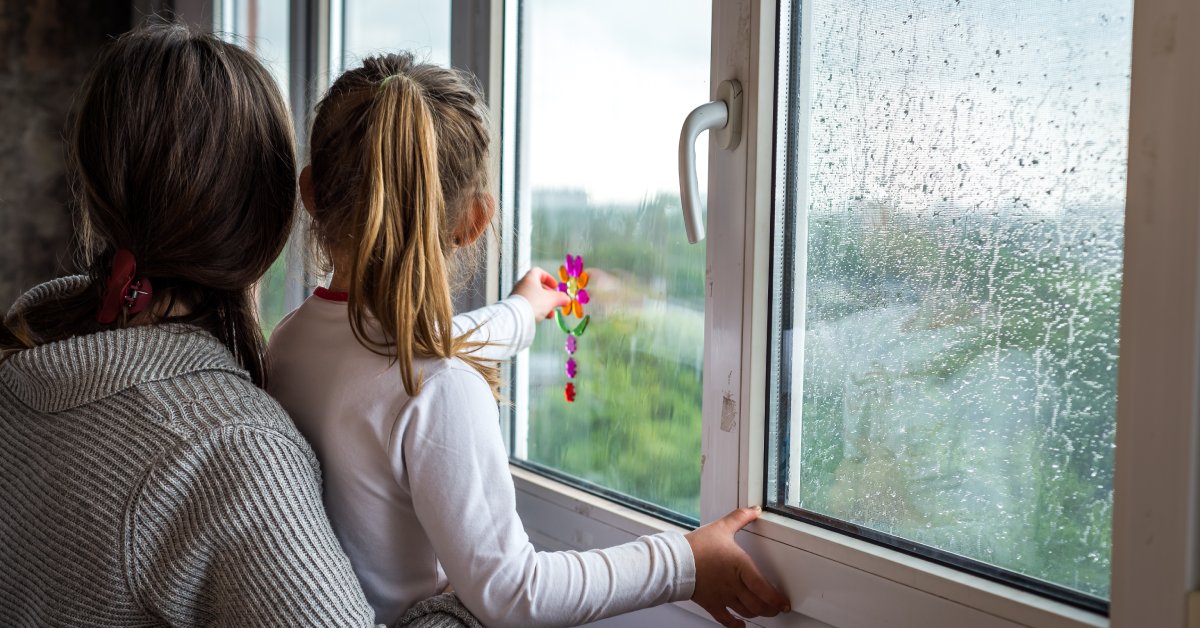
[266,288,696,627]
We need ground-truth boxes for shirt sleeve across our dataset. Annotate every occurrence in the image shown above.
[128,424,382,628]
[451,295,537,362]
[393,366,696,628]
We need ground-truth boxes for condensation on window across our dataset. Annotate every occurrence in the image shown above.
[774,0,1132,599]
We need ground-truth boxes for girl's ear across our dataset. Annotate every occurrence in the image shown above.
[299,165,316,218]
[454,193,496,247]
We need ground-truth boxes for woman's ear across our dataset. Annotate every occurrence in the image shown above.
[299,165,316,218]
[454,193,496,247]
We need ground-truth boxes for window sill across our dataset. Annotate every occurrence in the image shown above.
[512,465,1107,628]
[511,464,691,548]
[742,513,1106,628]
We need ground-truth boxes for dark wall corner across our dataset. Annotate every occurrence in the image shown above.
[0,1,132,307]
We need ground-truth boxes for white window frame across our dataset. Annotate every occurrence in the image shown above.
[501,1,1199,627]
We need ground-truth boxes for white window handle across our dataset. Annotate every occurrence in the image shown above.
[677,79,742,243]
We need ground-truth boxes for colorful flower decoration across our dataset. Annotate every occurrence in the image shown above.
[556,254,591,403]
[557,254,590,319]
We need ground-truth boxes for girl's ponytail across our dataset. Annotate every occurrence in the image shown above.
[311,54,500,397]
[350,75,455,395]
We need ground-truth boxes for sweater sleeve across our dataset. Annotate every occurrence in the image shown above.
[128,424,382,628]
[451,295,537,362]
[394,366,696,628]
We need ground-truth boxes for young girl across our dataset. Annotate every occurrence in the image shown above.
[267,53,789,628]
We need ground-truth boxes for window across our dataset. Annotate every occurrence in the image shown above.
[216,0,295,337]
[504,0,712,523]
[219,0,290,99]
[339,0,451,72]
[766,0,1132,608]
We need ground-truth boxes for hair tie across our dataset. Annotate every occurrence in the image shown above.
[97,249,154,324]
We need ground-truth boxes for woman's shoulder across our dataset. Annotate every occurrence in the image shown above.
[141,370,325,488]
[140,363,313,457]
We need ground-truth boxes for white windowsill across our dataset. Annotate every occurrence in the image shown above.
[512,465,1107,628]
[510,464,691,546]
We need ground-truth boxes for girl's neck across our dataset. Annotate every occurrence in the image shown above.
[326,249,352,293]
[327,269,351,294]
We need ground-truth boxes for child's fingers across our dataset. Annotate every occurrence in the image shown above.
[523,266,550,281]
[739,562,790,614]
[549,293,571,318]
[720,506,761,533]
[735,585,778,618]
[539,271,559,291]
[705,606,745,628]
[728,598,755,619]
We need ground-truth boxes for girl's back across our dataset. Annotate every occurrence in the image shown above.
[265,289,676,627]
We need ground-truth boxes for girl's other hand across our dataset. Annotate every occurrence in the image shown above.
[511,267,571,320]
[685,506,791,628]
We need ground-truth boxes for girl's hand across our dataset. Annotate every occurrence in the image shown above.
[511,267,571,320]
[686,506,791,628]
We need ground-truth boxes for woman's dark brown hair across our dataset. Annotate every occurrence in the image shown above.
[0,23,296,386]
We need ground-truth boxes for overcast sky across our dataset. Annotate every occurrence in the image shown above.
[238,0,1133,211]
[238,0,708,206]
[524,0,711,205]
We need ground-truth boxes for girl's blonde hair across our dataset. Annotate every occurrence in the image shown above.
[308,53,498,397]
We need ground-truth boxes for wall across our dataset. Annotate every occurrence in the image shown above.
[0,1,132,308]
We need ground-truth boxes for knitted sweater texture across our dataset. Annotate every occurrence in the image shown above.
[0,278,380,627]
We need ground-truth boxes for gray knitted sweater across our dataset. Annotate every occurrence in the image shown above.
[0,278,382,627]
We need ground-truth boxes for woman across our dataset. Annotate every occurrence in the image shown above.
[0,24,382,626]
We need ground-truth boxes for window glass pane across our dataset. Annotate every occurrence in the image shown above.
[768,0,1132,604]
[342,0,451,69]
[228,1,290,101]
[514,0,711,522]
[224,1,292,337]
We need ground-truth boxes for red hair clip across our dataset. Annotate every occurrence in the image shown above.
[97,249,153,324]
